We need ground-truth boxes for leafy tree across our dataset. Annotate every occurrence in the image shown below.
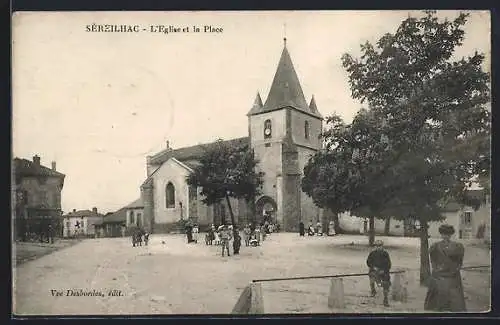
[186,139,264,238]
[341,10,490,284]
[302,110,404,245]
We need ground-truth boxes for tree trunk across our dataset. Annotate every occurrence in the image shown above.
[332,212,342,234]
[384,217,391,236]
[419,219,431,286]
[368,216,375,246]
[225,194,238,238]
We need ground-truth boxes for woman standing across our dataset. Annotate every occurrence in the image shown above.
[424,224,466,312]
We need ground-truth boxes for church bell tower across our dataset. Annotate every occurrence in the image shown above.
[247,38,323,231]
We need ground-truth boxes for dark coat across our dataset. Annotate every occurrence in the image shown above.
[367,248,392,283]
[299,222,305,236]
[367,249,392,271]
[424,240,466,312]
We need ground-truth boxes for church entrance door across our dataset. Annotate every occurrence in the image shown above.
[255,196,277,226]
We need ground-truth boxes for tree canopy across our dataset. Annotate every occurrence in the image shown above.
[186,139,264,233]
[302,10,490,282]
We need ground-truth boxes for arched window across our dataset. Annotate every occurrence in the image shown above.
[264,119,272,139]
[166,182,175,208]
[129,211,135,226]
[304,121,310,139]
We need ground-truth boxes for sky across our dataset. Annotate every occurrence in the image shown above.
[12,10,491,214]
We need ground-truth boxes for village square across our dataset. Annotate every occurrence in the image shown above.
[12,11,491,315]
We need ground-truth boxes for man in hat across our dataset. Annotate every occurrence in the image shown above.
[424,224,466,312]
[366,239,392,307]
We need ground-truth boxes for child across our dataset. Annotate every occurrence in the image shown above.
[254,228,261,246]
[144,232,150,246]
[206,224,215,245]
[214,226,222,245]
[260,224,267,241]
[220,225,232,257]
[249,231,259,247]
[192,224,199,243]
[243,224,251,247]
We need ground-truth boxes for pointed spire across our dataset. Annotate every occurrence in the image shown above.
[246,92,264,116]
[261,41,309,113]
[309,95,317,112]
[309,95,322,118]
[254,92,263,108]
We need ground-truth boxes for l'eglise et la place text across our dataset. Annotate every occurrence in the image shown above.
[51,289,124,297]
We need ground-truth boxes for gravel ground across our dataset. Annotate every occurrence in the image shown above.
[12,233,490,315]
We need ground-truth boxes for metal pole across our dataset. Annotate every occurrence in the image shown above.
[252,270,406,283]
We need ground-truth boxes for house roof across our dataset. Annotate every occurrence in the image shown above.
[13,158,65,178]
[148,137,249,166]
[63,209,104,218]
[124,197,144,209]
[249,42,322,118]
[102,208,127,224]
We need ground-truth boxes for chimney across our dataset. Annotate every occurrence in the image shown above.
[51,161,57,171]
[73,209,76,213]
[33,155,40,166]
[92,207,98,214]
[166,140,171,150]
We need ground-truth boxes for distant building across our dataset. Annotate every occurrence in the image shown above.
[340,188,491,241]
[124,198,144,228]
[96,209,127,238]
[95,198,144,238]
[13,155,65,241]
[62,207,104,238]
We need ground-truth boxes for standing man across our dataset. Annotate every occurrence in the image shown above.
[185,220,193,243]
[299,221,305,237]
[424,224,466,312]
[233,227,241,255]
[220,225,232,257]
[367,240,392,307]
[47,224,54,244]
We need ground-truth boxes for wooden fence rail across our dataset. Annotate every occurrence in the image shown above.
[232,265,489,314]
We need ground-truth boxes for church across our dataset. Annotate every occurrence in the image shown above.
[140,39,324,233]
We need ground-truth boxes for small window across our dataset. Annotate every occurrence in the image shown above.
[264,119,272,139]
[166,182,175,208]
[305,121,310,139]
[464,212,472,225]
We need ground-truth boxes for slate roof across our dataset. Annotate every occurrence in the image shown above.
[13,158,65,178]
[248,43,322,118]
[148,137,249,167]
[124,197,144,209]
[102,208,127,224]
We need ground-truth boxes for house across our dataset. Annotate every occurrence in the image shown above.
[93,198,145,238]
[338,188,491,241]
[124,197,144,228]
[140,39,324,233]
[12,155,65,241]
[96,209,127,238]
[62,207,104,238]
